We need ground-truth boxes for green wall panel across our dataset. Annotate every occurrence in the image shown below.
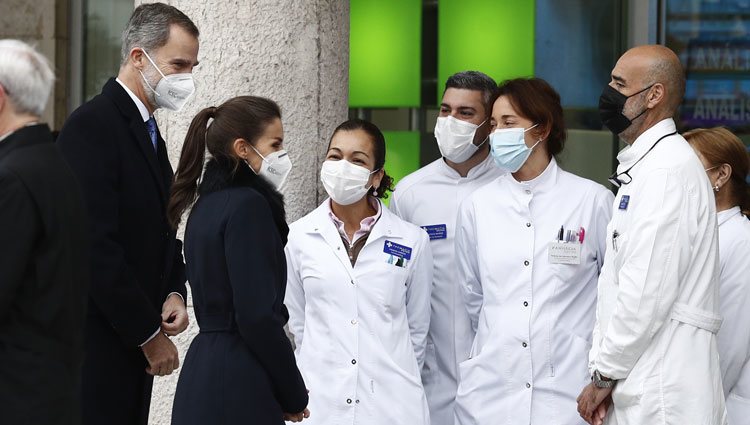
[438,0,535,101]
[383,131,421,204]
[349,0,422,108]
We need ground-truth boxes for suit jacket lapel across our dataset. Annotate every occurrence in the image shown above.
[103,79,167,205]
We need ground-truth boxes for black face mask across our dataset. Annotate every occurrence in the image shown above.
[598,84,653,135]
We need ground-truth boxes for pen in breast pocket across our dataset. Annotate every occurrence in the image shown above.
[558,225,564,241]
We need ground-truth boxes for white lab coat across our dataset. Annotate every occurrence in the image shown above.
[589,119,727,425]
[390,154,503,425]
[716,206,750,424]
[284,199,433,425]
[454,158,613,425]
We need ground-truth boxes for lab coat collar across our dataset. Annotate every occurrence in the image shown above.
[617,118,677,169]
[507,156,560,194]
[717,206,742,227]
[306,198,406,252]
[437,150,498,180]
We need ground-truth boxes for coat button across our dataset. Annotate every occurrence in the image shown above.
[523,260,529,266]
[350,279,355,285]
[346,398,352,404]
[522,342,528,348]
[351,319,358,325]
[526,383,531,388]
[355,399,360,404]
[523,301,529,307]
[525,189,531,194]
[526,222,531,227]
[351,359,357,364]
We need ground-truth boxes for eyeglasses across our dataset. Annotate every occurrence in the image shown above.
[608,131,677,188]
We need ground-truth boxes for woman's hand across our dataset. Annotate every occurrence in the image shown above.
[282,408,310,422]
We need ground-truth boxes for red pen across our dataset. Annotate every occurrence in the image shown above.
[579,227,585,243]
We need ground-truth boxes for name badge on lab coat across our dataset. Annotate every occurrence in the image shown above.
[548,241,581,265]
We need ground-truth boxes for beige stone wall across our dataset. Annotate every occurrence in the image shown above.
[0,0,69,129]
[139,1,350,423]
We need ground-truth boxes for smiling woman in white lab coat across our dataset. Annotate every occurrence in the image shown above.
[453,78,614,425]
[686,127,750,425]
[284,119,433,425]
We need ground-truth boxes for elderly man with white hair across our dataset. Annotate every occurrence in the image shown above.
[0,39,89,424]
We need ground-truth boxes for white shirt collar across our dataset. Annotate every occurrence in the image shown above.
[437,149,498,179]
[616,118,677,168]
[115,78,150,122]
[508,156,559,194]
[717,206,742,227]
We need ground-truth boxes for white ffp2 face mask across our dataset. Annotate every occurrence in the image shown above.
[248,146,293,190]
[320,160,377,206]
[434,116,487,163]
[139,49,196,112]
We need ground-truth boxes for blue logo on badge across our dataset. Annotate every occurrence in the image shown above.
[421,224,447,241]
[619,195,630,210]
[383,240,412,260]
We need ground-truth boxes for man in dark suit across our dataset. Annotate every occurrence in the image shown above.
[57,3,199,424]
[0,39,89,424]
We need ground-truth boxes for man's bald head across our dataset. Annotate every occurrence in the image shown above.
[617,45,685,114]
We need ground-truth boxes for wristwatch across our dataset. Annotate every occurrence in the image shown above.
[592,370,616,388]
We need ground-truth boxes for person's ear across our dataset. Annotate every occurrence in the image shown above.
[535,123,552,142]
[129,48,146,71]
[0,84,6,115]
[646,83,666,109]
[717,163,733,187]
[371,169,384,191]
[232,138,250,161]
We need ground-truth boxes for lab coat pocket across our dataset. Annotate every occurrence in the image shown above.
[727,392,750,424]
[372,264,409,311]
[550,328,592,382]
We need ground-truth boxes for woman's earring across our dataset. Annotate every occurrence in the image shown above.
[372,187,378,196]
[714,184,720,192]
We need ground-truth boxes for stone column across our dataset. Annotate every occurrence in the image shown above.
[138,1,350,423]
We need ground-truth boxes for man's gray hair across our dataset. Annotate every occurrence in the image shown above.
[120,2,199,65]
[0,39,55,117]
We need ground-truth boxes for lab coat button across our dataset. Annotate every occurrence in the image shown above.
[523,301,529,307]
[523,260,530,266]
[526,383,531,388]
[351,319,358,325]
[355,399,360,404]
[346,398,352,404]
[350,279,355,285]
[522,342,528,348]
[525,189,531,194]
[526,222,531,227]
[351,359,357,364]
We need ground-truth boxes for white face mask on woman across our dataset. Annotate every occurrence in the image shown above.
[247,145,293,190]
[320,159,378,205]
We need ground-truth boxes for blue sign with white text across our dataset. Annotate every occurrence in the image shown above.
[421,224,447,241]
[383,240,412,260]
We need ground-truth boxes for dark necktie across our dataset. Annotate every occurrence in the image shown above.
[146,117,157,152]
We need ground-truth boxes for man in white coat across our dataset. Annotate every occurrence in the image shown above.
[390,71,504,425]
[577,45,727,425]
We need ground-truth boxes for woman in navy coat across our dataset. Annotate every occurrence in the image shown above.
[168,96,309,424]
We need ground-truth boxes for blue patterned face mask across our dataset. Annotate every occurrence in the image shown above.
[489,124,540,173]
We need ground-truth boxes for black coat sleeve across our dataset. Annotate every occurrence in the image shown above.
[57,117,161,347]
[224,193,309,413]
[0,170,38,317]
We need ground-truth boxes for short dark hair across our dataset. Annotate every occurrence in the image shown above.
[496,77,566,156]
[329,119,394,199]
[121,2,199,64]
[444,71,498,115]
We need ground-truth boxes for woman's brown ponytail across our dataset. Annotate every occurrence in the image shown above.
[167,106,216,229]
